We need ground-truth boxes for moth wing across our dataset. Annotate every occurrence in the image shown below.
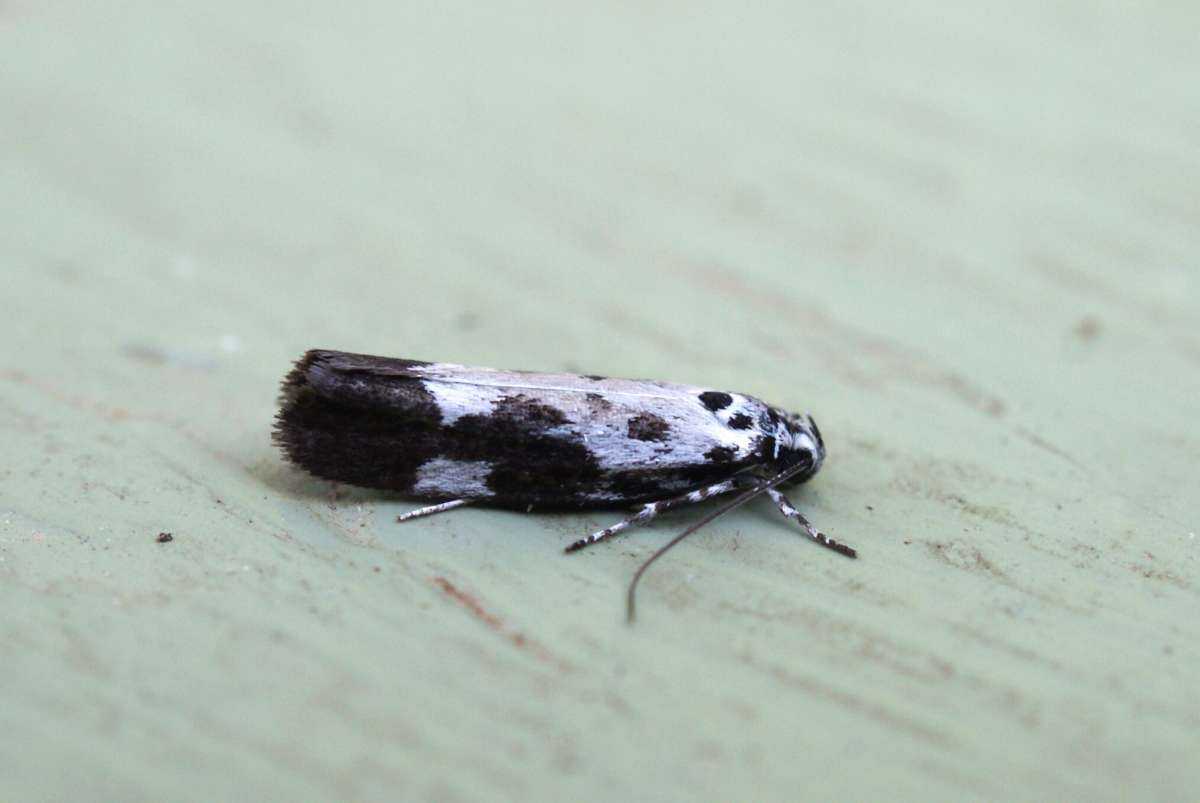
[408,361,771,480]
[275,350,772,505]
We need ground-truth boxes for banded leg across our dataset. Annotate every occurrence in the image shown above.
[396,499,473,523]
[564,479,741,554]
[766,488,856,558]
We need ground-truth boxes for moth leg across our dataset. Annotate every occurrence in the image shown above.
[765,488,856,558]
[564,479,740,554]
[396,499,473,523]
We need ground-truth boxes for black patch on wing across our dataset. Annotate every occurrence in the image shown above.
[699,391,733,411]
[705,445,738,463]
[727,413,753,430]
[626,413,670,442]
[274,350,444,491]
[585,392,612,411]
[447,395,601,503]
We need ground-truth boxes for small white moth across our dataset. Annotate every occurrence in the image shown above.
[275,350,855,620]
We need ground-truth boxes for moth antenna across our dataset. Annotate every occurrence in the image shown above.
[626,461,813,623]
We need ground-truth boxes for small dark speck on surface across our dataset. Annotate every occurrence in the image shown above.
[865,505,874,511]
[156,532,174,543]
[1074,316,1101,340]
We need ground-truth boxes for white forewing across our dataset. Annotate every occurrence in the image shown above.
[408,363,769,473]
[405,362,708,399]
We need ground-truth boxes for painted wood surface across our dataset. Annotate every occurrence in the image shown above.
[3,3,1197,800]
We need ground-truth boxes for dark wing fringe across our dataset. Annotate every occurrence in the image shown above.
[272,350,444,490]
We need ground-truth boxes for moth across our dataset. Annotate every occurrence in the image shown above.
[274,349,855,620]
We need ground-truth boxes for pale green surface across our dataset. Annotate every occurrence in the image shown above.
[3,3,1198,801]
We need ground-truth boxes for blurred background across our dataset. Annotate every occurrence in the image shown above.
[3,2,1198,800]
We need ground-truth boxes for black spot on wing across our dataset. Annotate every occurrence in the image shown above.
[584,374,607,382]
[727,413,754,430]
[705,445,738,463]
[585,392,613,411]
[495,394,568,427]
[627,413,671,442]
[699,391,734,412]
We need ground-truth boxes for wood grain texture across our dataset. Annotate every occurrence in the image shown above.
[2,2,1197,801]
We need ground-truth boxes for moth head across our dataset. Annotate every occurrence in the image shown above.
[770,409,826,482]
